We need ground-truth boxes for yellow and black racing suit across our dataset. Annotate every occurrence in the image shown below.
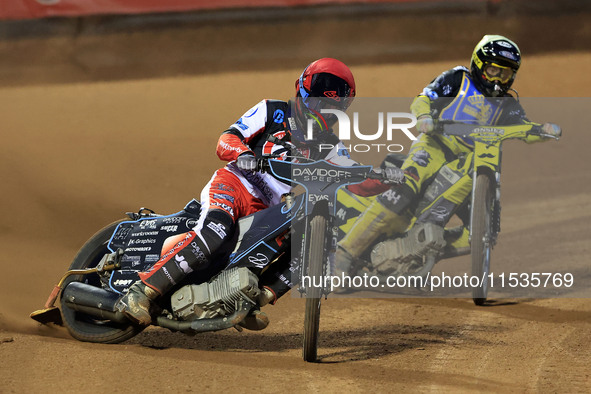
[338,66,545,260]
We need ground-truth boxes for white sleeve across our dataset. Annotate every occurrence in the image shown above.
[228,100,268,140]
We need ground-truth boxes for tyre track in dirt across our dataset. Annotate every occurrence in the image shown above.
[392,298,591,392]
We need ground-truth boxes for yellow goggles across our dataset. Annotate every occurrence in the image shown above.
[483,63,515,84]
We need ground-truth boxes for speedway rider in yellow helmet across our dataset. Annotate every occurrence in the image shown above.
[336,35,562,277]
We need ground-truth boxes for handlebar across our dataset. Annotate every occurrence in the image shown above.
[366,167,406,184]
[259,133,406,183]
[434,120,559,141]
[255,155,405,185]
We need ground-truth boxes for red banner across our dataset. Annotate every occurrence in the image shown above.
[0,0,451,21]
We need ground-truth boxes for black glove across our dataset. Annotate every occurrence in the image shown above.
[236,153,257,172]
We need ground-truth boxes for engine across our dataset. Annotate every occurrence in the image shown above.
[170,267,260,321]
[370,222,446,275]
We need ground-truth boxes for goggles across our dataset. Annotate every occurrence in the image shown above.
[483,63,515,84]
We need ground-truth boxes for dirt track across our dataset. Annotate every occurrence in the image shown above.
[1,9,591,393]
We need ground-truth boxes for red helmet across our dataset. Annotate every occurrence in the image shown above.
[296,58,356,110]
[294,58,356,132]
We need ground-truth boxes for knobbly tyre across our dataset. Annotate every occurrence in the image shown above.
[336,121,560,305]
[30,155,391,362]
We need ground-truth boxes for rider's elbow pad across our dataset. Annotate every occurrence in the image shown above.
[411,95,432,119]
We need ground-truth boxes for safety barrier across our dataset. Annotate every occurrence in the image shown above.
[1,0,459,21]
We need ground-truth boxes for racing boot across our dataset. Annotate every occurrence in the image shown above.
[336,198,411,277]
[118,281,159,326]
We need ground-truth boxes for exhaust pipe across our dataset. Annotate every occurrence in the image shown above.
[156,299,254,333]
[63,282,255,331]
[62,282,129,323]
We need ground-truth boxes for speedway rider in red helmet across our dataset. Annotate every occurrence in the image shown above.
[118,58,400,326]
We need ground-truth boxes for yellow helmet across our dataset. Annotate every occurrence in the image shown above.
[470,35,521,96]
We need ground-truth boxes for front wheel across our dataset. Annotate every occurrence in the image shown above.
[60,220,144,343]
[471,174,494,306]
[302,215,327,362]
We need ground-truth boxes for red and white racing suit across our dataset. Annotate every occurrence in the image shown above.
[138,99,356,299]
[207,99,357,219]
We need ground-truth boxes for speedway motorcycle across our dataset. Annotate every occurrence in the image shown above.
[31,154,385,363]
[336,122,559,305]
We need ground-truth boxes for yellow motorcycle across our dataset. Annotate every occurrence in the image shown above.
[336,122,559,305]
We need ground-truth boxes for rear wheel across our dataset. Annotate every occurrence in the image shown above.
[302,215,327,362]
[471,174,493,306]
[61,220,144,343]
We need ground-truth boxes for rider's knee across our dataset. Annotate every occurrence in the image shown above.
[199,209,234,252]
[377,183,415,215]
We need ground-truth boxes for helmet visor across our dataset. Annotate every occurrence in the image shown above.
[299,72,354,112]
[483,63,515,84]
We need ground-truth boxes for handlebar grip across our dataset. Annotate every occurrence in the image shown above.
[368,168,406,184]
[256,154,285,173]
[256,158,270,172]
[366,171,384,180]
[527,124,543,136]
[526,124,559,139]
[432,119,454,133]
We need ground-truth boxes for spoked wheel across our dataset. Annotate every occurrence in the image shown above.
[471,174,494,306]
[302,215,327,362]
[60,220,144,343]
